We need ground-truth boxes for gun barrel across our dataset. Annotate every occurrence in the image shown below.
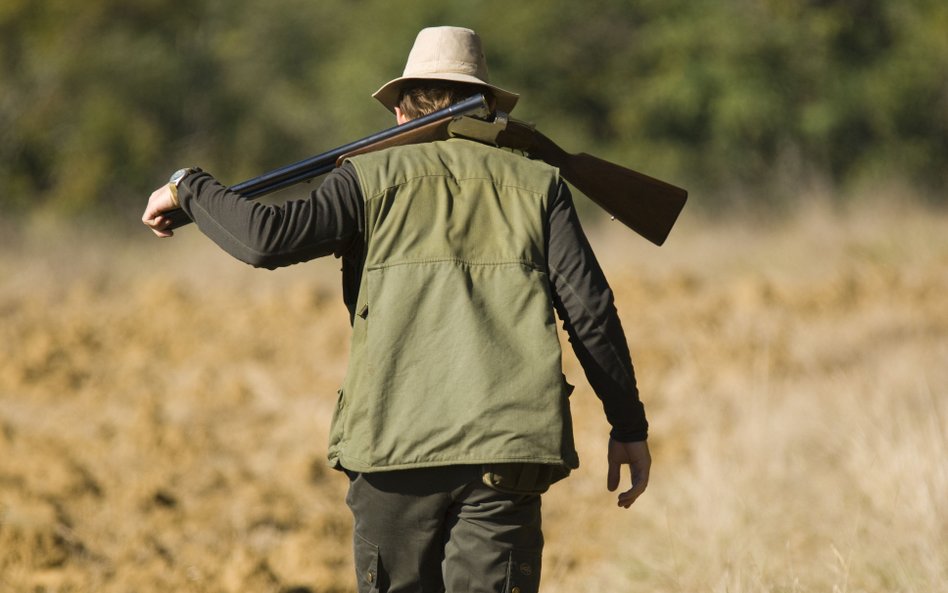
[165,93,490,229]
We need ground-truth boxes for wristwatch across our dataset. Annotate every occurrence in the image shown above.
[167,167,201,205]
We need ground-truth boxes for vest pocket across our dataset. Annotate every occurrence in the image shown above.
[330,388,346,426]
[359,259,568,466]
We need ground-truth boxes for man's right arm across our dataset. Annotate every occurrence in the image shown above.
[547,181,647,441]
[546,180,651,507]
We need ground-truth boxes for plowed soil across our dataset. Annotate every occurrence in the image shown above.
[2,200,946,592]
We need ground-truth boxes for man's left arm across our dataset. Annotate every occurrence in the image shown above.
[142,163,365,268]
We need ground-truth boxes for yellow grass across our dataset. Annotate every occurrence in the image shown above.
[1,197,946,592]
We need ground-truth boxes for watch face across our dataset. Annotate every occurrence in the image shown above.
[170,168,189,185]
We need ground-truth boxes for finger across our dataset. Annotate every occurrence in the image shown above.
[142,205,164,225]
[617,488,638,508]
[617,469,650,508]
[145,215,173,238]
[617,483,644,508]
[607,461,620,492]
[142,186,174,222]
[142,213,161,229]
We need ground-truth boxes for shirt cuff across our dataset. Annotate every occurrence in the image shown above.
[610,426,648,442]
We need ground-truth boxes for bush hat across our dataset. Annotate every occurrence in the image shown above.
[373,26,519,114]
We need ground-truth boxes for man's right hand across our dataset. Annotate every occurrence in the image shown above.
[606,438,651,508]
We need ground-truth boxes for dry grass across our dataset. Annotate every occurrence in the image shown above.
[1,197,946,592]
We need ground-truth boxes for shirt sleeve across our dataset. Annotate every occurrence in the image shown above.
[547,181,648,442]
[176,162,364,268]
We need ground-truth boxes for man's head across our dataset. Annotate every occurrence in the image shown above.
[374,26,518,120]
[394,81,494,123]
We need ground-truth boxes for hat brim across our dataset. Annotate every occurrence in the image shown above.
[372,72,519,115]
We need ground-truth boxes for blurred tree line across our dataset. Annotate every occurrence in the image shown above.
[1,0,946,223]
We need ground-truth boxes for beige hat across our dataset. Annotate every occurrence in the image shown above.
[373,26,519,114]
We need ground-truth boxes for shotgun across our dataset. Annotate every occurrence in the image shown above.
[162,93,687,245]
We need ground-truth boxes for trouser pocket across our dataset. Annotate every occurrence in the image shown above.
[353,533,381,593]
[482,463,560,495]
[505,548,542,593]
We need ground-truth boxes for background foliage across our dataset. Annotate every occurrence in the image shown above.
[2,0,946,222]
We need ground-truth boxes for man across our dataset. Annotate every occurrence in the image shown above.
[143,26,650,593]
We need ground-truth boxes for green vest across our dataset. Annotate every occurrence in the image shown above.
[327,139,578,473]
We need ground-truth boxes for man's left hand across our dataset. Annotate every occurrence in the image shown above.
[142,184,178,238]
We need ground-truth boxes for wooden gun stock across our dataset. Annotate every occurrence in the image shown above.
[494,121,687,246]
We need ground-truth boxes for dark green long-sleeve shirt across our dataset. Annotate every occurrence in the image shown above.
[177,161,647,441]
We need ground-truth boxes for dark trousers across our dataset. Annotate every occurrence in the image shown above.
[345,466,543,593]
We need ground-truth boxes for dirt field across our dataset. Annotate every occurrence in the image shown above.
[1,198,946,592]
